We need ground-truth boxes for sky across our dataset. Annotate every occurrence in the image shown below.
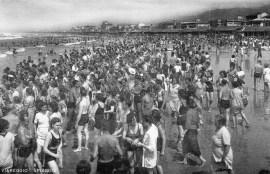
[0,0,269,32]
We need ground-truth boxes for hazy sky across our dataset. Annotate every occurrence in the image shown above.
[0,0,269,32]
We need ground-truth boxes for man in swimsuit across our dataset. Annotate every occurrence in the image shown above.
[90,122,123,174]
[16,110,41,173]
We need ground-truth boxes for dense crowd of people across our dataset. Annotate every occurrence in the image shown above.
[0,34,269,174]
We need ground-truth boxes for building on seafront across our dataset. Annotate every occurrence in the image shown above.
[68,12,270,36]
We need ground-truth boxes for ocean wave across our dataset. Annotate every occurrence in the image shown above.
[63,41,82,46]
[0,33,23,40]
[5,51,13,55]
[36,45,45,48]
[17,48,25,52]
[0,54,7,58]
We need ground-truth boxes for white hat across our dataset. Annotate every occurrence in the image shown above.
[237,71,245,77]
[128,68,136,75]
[82,55,87,61]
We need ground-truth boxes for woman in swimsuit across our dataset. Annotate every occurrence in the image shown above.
[122,112,143,174]
[74,87,90,152]
[44,117,62,174]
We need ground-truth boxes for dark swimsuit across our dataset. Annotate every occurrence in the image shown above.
[125,124,141,151]
[95,103,104,129]
[45,132,61,163]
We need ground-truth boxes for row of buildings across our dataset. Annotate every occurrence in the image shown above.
[70,12,270,36]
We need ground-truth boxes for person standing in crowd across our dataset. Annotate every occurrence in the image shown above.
[168,78,181,117]
[93,93,105,135]
[0,119,15,172]
[231,81,250,128]
[76,160,91,174]
[90,122,123,174]
[263,64,270,93]
[66,81,77,133]
[16,110,41,173]
[49,102,63,168]
[152,109,166,174]
[48,81,60,102]
[137,116,158,174]
[176,89,188,153]
[122,112,144,174]
[44,117,62,174]
[211,115,233,174]
[34,101,50,165]
[58,93,68,147]
[204,70,214,112]
[216,71,227,106]
[156,81,165,110]
[23,87,36,131]
[114,95,131,136]
[74,88,90,152]
[219,79,232,126]
[254,60,263,89]
[104,91,117,134]
[141,87,154,118]
[182,96,205,166]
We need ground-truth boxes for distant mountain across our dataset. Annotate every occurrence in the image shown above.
[181,3,270,22]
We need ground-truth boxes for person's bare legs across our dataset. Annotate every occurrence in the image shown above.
[156,165,164,174]
[35,145,43,170]
[232,114,237,128]
[74,126,83,152]
[176,125,184,152]
[48,160,60,174]
[225,108,230,127]
[240,111,250,127]
[83,123,89,149]
[127,151,135,174]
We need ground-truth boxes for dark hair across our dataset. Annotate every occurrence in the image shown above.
[76,160,91,174]
[221,79,228,86]
[80,87,87,97]
[13,96,21,104]
[19,110,28,122]
[192,171,210,174]
[26,87,34,96]
[127,112,136,124]
[152,109,161,122]
[50,102,59,113]
[0,119,9,132]
[259,170,270,174]
[95,93,103,102]
[36,100,46,111]
[187,97,197,108]
[215,115,226,126]
[230,62,235,69]
[59,92,66,100]
[50,117,61,128]
[143,115,153,124]
[232,81,239,88]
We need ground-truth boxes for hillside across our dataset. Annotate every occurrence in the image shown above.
[181,3,270,22]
